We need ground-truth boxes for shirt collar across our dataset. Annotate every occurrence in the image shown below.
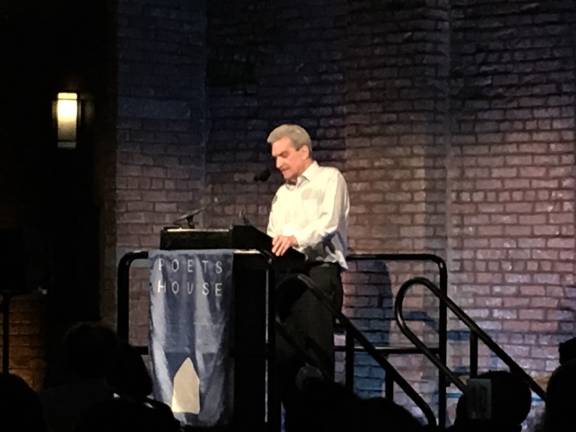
[287,160,319,189]
[302,160,320,181]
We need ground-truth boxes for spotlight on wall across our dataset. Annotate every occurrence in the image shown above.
[55,92,79,149]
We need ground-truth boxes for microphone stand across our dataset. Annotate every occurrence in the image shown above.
[251,168,271,227]
[173,169,270,229]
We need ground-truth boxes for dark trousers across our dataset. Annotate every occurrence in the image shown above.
[275,263,343,426]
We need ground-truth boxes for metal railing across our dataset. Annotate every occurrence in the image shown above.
[117,250,149,342]
[291,272,438,426]
[117,250,546,429]
[395,276,546,400]
[334,254,545,427]
[335,253,448,426]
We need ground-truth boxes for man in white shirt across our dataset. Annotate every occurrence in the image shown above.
[266,124,350,427]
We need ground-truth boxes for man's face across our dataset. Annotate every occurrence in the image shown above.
[271,136,309,183]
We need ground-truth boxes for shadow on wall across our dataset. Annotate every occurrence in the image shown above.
[341,258,444,410]
[339,259,393,397]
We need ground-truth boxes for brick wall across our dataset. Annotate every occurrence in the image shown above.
[2,296,48,389]
[342,0,451,404]
[198,0,576,422]
[103,0,576,425]
[202,0,452,407]
[104,0,208,346]
[448,0,576,380]
[204,0,348,229]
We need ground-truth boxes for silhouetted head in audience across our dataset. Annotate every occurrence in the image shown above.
[288,376,360,432]
[558,337,576,365]
[74,396,180,432]
[541,358,576,432]
[108,340,153,399]
[0,372,46,432]
[61,321,153,397]
[453,370,532,432]
[358,397,424,432]
[41,322,160,432]
[62,321,120,381]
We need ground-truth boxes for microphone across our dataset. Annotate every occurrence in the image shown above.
[173,206,208,228]
[245,168,271,227]
[253,168,271,182]
[174,169,269,229]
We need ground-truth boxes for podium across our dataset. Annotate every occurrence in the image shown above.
[157,225,305,430]
[159,225,305,265]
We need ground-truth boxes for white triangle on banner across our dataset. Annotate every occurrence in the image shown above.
[171,357,201,414]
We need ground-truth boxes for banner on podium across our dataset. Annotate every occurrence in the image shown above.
[149,249,235,427]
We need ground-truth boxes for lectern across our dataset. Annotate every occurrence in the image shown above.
[117,225,305,431]
[161,225,304,430]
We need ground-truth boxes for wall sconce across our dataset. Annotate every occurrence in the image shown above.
[55,92,79,149]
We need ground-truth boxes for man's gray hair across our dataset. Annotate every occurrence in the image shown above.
[267,124,312,154]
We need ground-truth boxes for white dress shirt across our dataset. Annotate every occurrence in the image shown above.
[267,161,350,269]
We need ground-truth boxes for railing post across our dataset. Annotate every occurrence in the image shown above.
[470,332,478,378]
[345,327,355,392]
[438,258,448,427]
[117,251,149,342]
[385,373,394,400]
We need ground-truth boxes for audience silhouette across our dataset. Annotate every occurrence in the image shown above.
[288,375,360,432]
[534,358,576,432]
[0,372,46,432]
[357,396,425,432]
[558,336,576,366]
[284,373,429,432]
[74,395,180,432]
[448,370,532,432]
[12,320,574,432]
[39,321,178,432]
[39,322,118,432]
[107,339,154,399]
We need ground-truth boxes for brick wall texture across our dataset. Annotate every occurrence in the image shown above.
[106,0,208,345]
[95,0,576,424]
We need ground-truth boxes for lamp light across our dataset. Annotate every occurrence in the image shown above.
[56,92,79,149]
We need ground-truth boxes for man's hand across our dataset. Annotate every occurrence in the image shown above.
[271,235,298,256]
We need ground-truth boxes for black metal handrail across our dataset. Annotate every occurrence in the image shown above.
[394,276,546,401]
[292,273,437,427]
[116,251,448,427]
[117,250,149,342]
[345,253,448,425]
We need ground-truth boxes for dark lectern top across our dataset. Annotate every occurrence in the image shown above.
[160,224,306,267]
